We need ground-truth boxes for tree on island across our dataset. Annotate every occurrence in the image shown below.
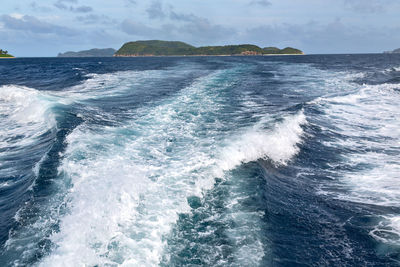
[0,49,13,57]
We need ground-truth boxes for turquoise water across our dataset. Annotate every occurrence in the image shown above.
[0,55,400,265]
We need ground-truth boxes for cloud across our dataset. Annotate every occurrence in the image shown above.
[54,2,68,10]
[54,0,92,13]
[121,15,235,45]
[74,6,93,13]
[242,19,400,53]
[131,2,239,43]
[146,1,166,20]
[121,19,162,36]
[9,13,24,19]
[0,14,78,36]
[30,2,52,12]
[123,0,136,8]
[168,9,236,42]
[343,0,395,13]
[170,11,198,22]
[178,17,235,43]
[249,0,271,7]
[54,0,77,9]
[77,14,116,25]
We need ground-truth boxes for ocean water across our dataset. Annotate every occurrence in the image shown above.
[0,54,400,266]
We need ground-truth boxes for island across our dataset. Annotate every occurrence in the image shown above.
[384,48,400,54]
[58,48,116,57]
[0,49,14,58]
[114,40,303,57]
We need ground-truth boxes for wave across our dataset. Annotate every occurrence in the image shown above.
[312,82,400,244]
[0,85,56,138]
[37,68,241,266]
[0,85,60,265]
[58,71,154,100]
[370,215,400,245]
[382,66,400,74]
[54,62,208,105]
[217,111,307,173]
[29,62,309,266]
[0,85,58,186]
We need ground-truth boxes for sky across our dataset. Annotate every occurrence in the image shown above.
[1,0,400,56]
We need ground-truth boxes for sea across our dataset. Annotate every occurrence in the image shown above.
[0,54,400,266]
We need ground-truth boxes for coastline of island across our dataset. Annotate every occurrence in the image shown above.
[113,40,304,57]
[113,53,304,57]
[384,48,400,54]
[0,52,14,58]
[57,48,116,57]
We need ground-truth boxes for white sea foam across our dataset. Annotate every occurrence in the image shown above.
[56,66,198,104]
[0,86,61,264]
[0,85,57,185]
[218,111,307,173]
[370,215,400,245]
[223,176,267,265]
[314,82,400,244]
[382,66,400,74]
[39,70,233,266]
[0,85,56,130]
[54,71,144,104]
[35,63,310,266]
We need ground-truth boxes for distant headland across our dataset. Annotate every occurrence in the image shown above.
[0,49,14,58]
[384,48,400,54]
[58,48,116,57]
[114,40,304,57]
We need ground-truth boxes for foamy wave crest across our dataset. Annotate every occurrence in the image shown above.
[0,85,57,174]
[53,71,145,104]
[313,82,400,244]
[0,85,60,265]
[62,71,149,98]
[0,85,56,128]
[37,65,307,266]
[383,66,400,74]
[218,111,307,172]
[38,69,242,266]
[56,65,199,103]
[0,86,60,260]
[320,83,400,206]
[370,215,400,245]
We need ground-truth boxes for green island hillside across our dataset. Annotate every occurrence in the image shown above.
[0,49,14,58]
[58,48,116,57]
[116,40,195,56]
[114,40,304,56]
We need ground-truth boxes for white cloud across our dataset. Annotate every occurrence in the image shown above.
[10,13,24,19]
[1,14,78,36]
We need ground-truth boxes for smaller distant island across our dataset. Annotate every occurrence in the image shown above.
[0,49,14,58]
[384,48,400,54]
[58,48,116,57]
[114,40,304,57]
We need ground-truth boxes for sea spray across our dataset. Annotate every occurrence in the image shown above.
[313,83,400,244]
[217,111,307,173]
[39,68,241,266]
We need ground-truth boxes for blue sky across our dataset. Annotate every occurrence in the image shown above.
[1,0,400,56]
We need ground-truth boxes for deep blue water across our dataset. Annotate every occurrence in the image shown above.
[0,54,400,266]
